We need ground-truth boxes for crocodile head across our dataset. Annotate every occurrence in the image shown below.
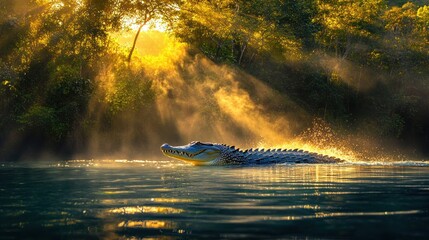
[160,141,223,165]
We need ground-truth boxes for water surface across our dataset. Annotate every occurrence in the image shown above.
[1,160,429,239]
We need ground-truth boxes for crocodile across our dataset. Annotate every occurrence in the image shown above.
[160,141,343,166]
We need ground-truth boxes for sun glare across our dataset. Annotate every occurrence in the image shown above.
[110,16,176,61]
[122,16,167,32]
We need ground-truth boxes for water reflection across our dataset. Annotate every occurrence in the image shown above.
[106,206,184,215]
[101,198,193,205]
[236,164,368,183]
[117,220,178,229]
[1,160,429,239]
[57,159,189,168]
[221,209,423,223]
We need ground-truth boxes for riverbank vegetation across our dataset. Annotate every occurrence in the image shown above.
[1,0,428,160]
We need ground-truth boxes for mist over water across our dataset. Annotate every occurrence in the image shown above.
[64,31,419,163]
[72,32,302,159]
[0,26,423,162]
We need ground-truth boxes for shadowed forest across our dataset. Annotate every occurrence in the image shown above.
[0,0,428,161]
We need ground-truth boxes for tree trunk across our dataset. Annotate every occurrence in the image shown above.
[127,24,145,62]
[238,42,247,65]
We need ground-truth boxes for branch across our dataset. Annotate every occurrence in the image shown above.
[127,15,152,63]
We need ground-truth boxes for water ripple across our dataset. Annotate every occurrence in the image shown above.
[1,161,429,239]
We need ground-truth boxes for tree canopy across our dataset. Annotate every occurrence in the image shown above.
[1,0,429,160]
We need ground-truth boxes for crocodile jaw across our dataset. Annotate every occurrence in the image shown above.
[160,142,221,165]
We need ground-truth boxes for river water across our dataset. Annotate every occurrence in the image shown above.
[1,159,429,239]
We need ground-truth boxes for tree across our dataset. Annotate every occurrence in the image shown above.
[314,0,385,58]
[118,0,179,62]
[174,0,302,65]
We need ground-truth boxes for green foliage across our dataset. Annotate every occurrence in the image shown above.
[314,0,385,56]
[11,62,93,141]
[417,5,429,26]
[17,105,67,140]
[175,0,302,65]
[1,0,429,158]
[107,66,156,114]
[0,61,19,129]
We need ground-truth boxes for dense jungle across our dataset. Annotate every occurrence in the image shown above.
[1,0,428,161]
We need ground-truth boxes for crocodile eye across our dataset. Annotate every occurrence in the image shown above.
[200,142,213,146]
[191,141,213,146]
